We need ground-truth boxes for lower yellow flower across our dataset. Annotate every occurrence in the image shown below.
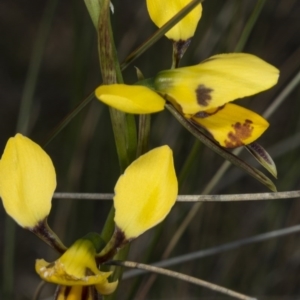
[36,238,118,298]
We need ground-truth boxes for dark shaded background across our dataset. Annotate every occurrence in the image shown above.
[1,0,300,299]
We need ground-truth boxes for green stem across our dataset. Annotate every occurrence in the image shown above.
[234,0,266,52]
[136,115,151,158]
[44,92,94,147]
[96,0,136,172]
[178,140,201,186]
[86,1,138,298]
[16,0,58,133]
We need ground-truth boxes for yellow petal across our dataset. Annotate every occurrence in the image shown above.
[114,146,178,239]
[95,84,165,114]
[192,103,269,148]
[0,134,56,228]
[146,0,202,41]
[154,53,279,115]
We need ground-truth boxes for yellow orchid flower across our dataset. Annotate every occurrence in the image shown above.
[114,145,178,239]
[146,0,202,41]
[95,53,279,148]
[0,133,56,228]
[36,238,118,299]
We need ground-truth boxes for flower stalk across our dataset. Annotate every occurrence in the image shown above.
[30,218,67,254]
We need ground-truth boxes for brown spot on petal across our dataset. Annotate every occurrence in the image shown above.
[196,84,213,106]
[225,119,254,148]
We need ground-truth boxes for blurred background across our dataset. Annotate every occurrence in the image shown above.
[1,0,300,299]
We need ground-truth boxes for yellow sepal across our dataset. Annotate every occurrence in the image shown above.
[192,103,269,148]
[114,146,178,239]
[146,0,202,41]
[0,134,56,228]
[95,84,165,114]
[154,53,279,115]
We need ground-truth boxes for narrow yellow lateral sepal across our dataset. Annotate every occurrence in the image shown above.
[146,0,202,41]
[95,84,165,114]
[192,103,269,148]
[114,146,178,239]
[0,134,56,228]
[155,53,279,115]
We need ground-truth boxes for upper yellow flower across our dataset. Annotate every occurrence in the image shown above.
[36,238,118,297]
[0,134,56,228]
[95,53,279,148]
[114,145,178,239]
[146,0,202,41]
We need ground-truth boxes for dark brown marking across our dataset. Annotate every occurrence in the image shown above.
[224,119,254,148]
[194,105,225,118]
[96,228,127,264]
[85,268,95,276]
[173,39,191,67]
[81,286,89,300]
[64,286,71,297]
[30,219,66,254]
[196,84,213,106]
[248,142,272,164]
